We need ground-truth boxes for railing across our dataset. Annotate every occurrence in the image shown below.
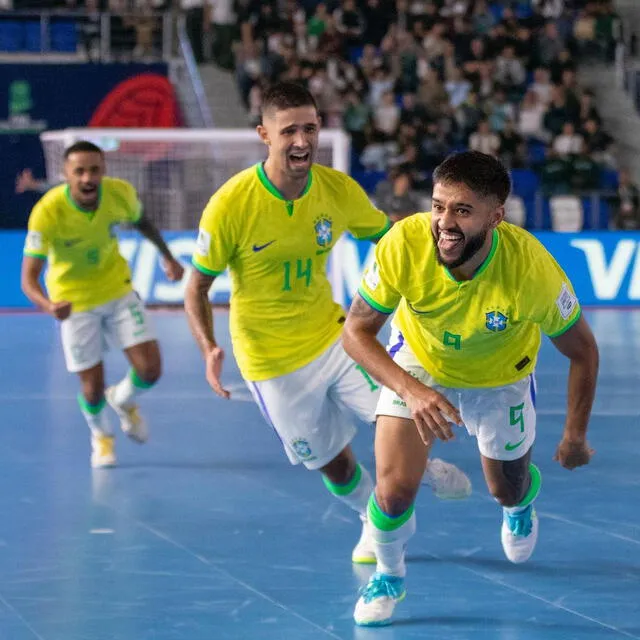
[168,16,214,128]
[0,9,174,62]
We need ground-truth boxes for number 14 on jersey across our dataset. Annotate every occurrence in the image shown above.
[282,258,313,291]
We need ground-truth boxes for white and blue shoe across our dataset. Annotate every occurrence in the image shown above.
[422,458,472,500]
[501,504,538,563]
[354,572,406,626]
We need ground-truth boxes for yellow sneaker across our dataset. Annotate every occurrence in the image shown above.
[105,386,148,443]
[91,435,116,468]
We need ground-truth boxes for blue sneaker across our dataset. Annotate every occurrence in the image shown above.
[353,572,406,626]
[501,504,538,563]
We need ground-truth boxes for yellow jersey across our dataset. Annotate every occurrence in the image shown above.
[193,163,390,381]
[24,177,142,312]
[358,214,581,388]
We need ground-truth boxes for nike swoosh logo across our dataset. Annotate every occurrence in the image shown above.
[64,239,82,247]
[252,240,276,252]
[505,437,526,452]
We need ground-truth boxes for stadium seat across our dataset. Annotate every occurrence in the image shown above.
[0,21,24,52]
[511,169,539,199]
[24,21,41,52]
[504,195,527,227]
[549,195,584,231]
[50,21,77,53]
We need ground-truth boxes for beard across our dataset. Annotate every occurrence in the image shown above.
[432,226,491,269]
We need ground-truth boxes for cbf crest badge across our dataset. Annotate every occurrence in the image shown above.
[291,438,312,459]
[314,216,333,248]
[486,310,508,332]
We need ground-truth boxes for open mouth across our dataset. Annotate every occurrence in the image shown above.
[438,230,464,254]
[288,150,310,167]
[80,184,97,196]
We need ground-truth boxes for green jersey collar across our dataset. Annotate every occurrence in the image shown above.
[444,228,499,282]
[65,184,101,214]
[256,163,313,201]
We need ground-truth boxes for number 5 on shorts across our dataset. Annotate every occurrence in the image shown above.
[128,303,144,326]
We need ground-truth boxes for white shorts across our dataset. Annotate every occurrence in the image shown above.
[376,325,536,461]
[60,291,156,373]
[246,339,380,470]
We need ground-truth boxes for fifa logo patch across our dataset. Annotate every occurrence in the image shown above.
[486,310,508,332]
[314,216,332,248]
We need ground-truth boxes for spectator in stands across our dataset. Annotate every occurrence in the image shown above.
[375,168,423,223]
[372,90,401,140]
[578,89,601,125]
[530,67,553,105]
[469,119,500,157]
[539,148,571,195]
[209,0,237,70]
[494,45,526,93]
[536,21,565,66]
[499,119,526,169]
[333,0,364,48]
[571,148,601,192]
[610,170,640,230]
[553,122,584,157]
[582,118,615,168]
[544,85,578,138]
[518,89,548,141]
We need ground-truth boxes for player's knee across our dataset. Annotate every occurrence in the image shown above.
[375,483,417,517]
[487,481,520,507]
[134,352,162,384]
[81,386,104,407]
[321,450,356,485]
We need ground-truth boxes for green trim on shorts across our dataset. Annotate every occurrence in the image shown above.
[77,393,106,415]
[367,493,414,532]
[323,463,362,496]
[129,368,155,389]
[518,463,542,508]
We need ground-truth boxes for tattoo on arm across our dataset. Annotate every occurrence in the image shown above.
[347,294,389,334]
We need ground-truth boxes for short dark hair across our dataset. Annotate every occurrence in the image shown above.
[432,151,511,204]
[64,140,103,159]
[261,82,318,119]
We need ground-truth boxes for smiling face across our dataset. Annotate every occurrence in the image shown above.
[257,105,320,180]
[64,150,105,210]
[430,180,504,272]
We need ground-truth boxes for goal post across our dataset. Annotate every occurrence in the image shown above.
[40,127,352,305]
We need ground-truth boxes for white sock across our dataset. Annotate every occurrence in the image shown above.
[111,368,155,408]
[77,394,113,437]
[322,463,374,516]
[368,495,416,577]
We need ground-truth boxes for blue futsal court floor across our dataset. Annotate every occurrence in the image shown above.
[0,308,638,640]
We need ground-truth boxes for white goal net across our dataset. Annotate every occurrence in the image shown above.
[39,127,353,305]
[39,128,351,230]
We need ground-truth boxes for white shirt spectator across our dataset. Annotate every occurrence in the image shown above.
[553,133,584,156]
[469,130,500,156]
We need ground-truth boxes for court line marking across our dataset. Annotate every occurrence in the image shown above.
[0,592,46,640]
[99,506,344,640]
[423,550,640,639]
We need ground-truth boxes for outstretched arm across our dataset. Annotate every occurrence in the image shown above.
[343,294,461,443]
[550,315,599,469]
[134,215,184,281]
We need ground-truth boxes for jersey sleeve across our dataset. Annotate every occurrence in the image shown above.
[192,195,236,276]
[23,202,51,260]
[115,180,143,224]
[357,231,403,314]
[343,177,391,241]
[524,247,581,337]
